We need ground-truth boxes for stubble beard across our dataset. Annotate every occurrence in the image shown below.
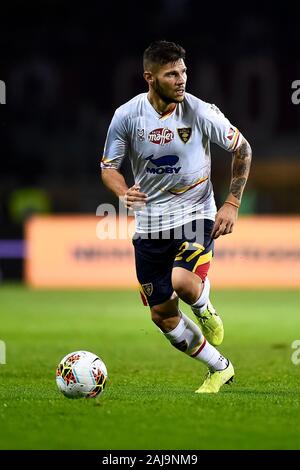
[153,78,184,104]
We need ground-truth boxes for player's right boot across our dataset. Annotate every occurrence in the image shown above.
[191,299,224,346]
[195,360,234,394]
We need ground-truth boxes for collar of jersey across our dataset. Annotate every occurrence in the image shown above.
[145,94,177,121]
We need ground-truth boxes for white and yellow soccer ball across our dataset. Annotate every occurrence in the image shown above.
[56,350,107,399]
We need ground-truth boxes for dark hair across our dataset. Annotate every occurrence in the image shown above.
[143,40,186,70]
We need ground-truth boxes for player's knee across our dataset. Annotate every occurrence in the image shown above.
[172,275,193,299]
[172,269,203,303]
[173,283,191,300]
[151,305,166,328]
[151,311,163,328]
[150,305,180,331]
[172,270,184,293]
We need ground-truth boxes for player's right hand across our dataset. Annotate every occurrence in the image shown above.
[123,184,148,210]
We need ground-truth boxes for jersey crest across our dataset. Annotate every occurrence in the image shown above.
[177,127,192,143]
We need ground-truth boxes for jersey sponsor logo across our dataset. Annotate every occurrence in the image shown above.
[145,154,181,174]
[148,128,174,145]
[142,283,153,296]
[177,127,192,143]
[146,154,179,167]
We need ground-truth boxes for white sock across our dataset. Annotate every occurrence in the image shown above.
[164,311,202,355]
[163,311,227,371]
[195,338,228,371]
[191,277,210,314]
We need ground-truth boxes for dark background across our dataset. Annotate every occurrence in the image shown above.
[0,1,300,277]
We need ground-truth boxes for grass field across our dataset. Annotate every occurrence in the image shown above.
[0,285,300,450]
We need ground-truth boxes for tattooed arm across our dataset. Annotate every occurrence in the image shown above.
[229,137,252,203]
[211,137,252,239]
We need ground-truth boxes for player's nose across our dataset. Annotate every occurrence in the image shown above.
[177,75,186,85]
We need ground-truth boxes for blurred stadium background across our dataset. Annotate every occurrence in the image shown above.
[0,1,300,451]
[0,2,299,284]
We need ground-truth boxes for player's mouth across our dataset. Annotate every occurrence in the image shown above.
[175,88,185,96]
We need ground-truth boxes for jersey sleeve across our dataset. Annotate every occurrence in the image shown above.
[101,109,128,170]
[200,102,243,152]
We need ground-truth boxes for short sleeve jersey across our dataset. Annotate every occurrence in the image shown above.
[102,93,242,233]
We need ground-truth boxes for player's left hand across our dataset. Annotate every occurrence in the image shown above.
[211,204,238,239]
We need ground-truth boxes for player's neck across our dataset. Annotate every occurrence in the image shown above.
[147,92,176,116]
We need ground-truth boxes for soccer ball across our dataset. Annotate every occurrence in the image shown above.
[56,350,108,399]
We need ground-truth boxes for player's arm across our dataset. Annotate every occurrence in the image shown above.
[101,168,128,199]
[211,137,252,239]
[228,137,252,204]
[101,109,147,209]
[101,169,147,209]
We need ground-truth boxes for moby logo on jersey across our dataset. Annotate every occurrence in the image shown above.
[145,154,181,174]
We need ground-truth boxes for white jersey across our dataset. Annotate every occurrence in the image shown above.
[101,92,242,233]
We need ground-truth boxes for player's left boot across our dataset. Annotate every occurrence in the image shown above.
[192,299,224,346]
[195,360,234,394]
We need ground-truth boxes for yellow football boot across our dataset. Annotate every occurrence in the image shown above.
[195,361,234,394]
[192,299,224,346]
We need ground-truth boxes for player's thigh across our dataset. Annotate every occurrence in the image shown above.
[173,219,214,282]
[171,266,202,300]
[132,235,175,308]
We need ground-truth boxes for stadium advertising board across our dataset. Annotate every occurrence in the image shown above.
[25,216,300,288]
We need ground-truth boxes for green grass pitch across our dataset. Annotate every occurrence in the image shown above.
[0,285,300,450]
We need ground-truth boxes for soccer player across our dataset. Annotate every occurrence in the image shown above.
[101,41,252,393]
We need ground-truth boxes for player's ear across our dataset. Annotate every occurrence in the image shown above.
[143,71,153,85]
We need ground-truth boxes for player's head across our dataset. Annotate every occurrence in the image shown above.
[143,40,187,104]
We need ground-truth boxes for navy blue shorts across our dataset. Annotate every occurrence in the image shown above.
[132,219,214,307]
